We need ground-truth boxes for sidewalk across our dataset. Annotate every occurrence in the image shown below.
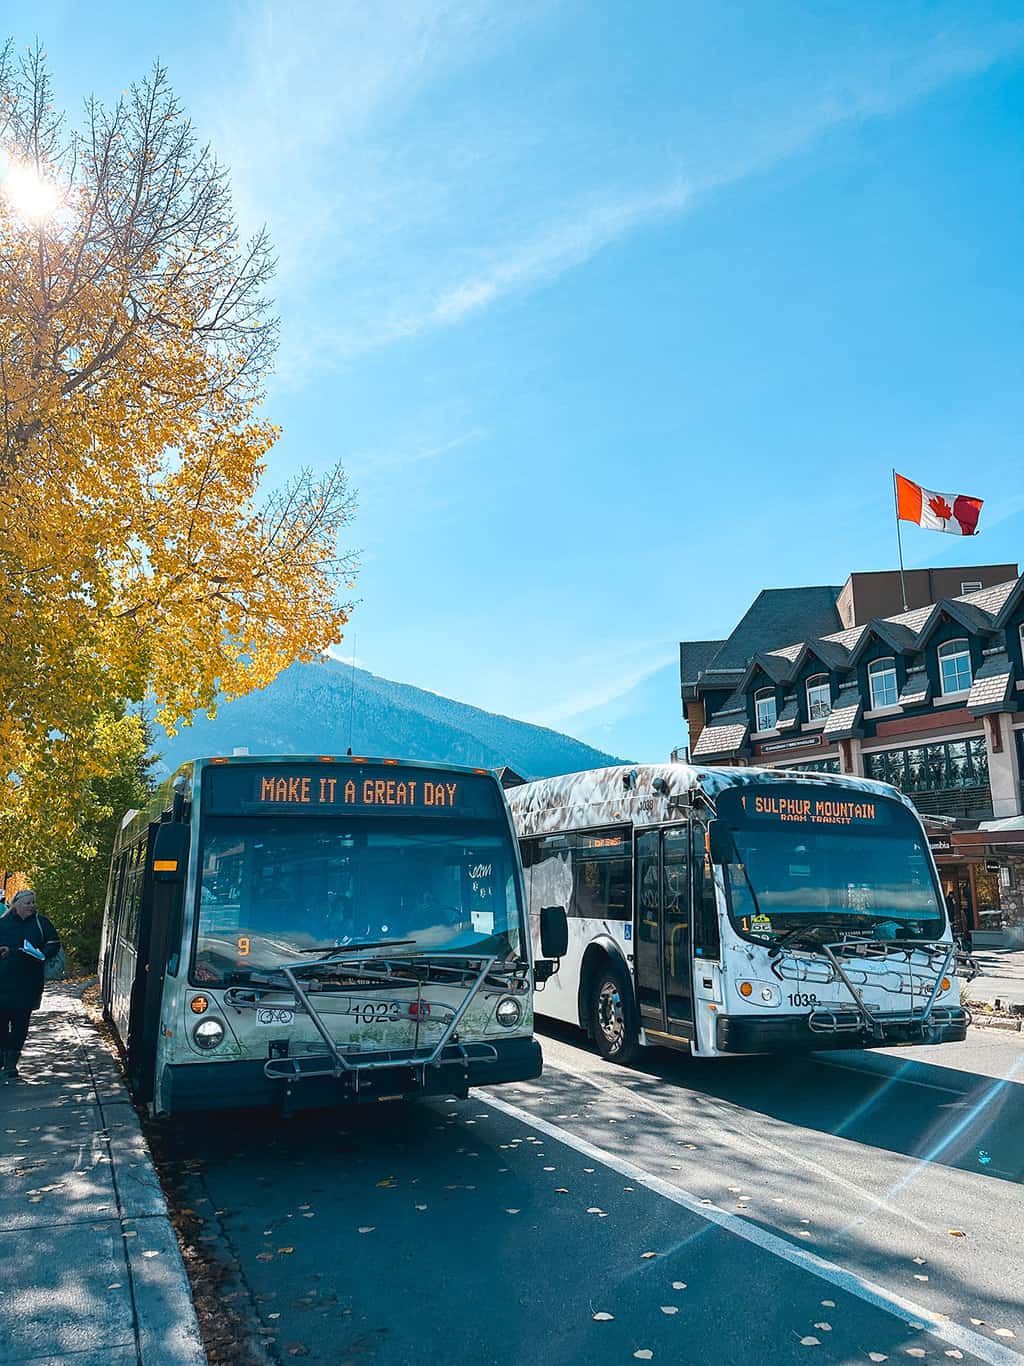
[964,945,1024,1010]
[0,988,205,1366]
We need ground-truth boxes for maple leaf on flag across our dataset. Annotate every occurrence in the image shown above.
[928,494,953,521]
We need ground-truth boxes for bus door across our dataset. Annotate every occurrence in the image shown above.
[633,825,693,1037]
[126,822,189,1102]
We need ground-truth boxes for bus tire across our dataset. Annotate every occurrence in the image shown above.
[587,960,639,1065]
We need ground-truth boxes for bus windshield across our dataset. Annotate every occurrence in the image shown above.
[191,817,523,983]
[715,783,946,942]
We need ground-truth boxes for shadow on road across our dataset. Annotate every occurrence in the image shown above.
[537,1018,1024,1185]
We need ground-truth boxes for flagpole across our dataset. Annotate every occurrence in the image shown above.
[892,468,909,611]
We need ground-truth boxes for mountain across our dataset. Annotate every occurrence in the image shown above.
[153,658,627,779]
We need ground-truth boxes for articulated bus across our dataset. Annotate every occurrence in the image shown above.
[99,755,562,1116]
[506,764,973,1063]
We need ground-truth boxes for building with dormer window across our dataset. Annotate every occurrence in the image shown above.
[680,564,1024,946]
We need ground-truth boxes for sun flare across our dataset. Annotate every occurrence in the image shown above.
[0,154,63,225]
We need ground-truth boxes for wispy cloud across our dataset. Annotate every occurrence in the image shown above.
[210,5,1024,380]
[526,643,680,730]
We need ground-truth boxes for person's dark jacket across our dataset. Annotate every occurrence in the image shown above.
[0,911,61,1011]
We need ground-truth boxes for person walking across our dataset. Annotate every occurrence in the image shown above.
[0,889,62,1079]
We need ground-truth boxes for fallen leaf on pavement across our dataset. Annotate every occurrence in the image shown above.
[947,1229,966,1237]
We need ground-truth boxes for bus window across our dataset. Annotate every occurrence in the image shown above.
[572,829,630,921]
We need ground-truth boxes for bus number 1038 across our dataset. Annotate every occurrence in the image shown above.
[787,992,819,1008]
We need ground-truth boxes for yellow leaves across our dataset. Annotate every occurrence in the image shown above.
[0,58,356,866]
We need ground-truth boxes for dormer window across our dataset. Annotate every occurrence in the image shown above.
[868,657,898,710]
[806,674,831,721]
[938,639,972,696]
[960,581,982,594]
[754,688,777,733]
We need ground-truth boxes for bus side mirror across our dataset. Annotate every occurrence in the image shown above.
[540,905,568,960]
[153,823,190,884]
[706,820,734,866]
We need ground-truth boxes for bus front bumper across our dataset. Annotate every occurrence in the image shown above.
[715,1008,969,1054]
[160,1036,542,1114]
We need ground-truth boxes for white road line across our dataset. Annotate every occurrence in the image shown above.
[478,1091,1024,1366]
[814,1058,965,1095]
[540,1051,941,1235]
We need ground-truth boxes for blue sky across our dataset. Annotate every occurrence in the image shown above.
[10,2,1024,760]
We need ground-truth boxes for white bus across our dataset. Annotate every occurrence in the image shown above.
[507,764,971,1062]
[99,755,562,1115]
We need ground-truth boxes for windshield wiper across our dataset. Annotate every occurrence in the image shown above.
[767,923,837,956]
[297,938,416,956]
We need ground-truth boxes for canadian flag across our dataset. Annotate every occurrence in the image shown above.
[895,473,983,537]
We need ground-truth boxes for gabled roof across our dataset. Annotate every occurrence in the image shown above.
[991,576,1024,629]
[910,598,998,650]
[744,651,797,688]
[845,618,920,664]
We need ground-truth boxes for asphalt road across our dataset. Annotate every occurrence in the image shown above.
[155,1024,1024,1366]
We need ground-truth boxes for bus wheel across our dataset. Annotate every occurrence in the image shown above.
[588,963,638,1065]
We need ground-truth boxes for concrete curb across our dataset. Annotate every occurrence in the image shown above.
[69,1003,207,1366]
[0,991,206,1366]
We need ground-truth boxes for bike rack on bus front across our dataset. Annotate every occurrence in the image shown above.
[223,951,499,1090]
[770,939,975,1041]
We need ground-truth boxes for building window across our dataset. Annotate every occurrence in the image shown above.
[868,657,899,710]
[754,688,777,732]
[938,639,972,695]
[864,737,988,793]
[806,674,831,721]
[779,757,841,774]
[960,581,982,594]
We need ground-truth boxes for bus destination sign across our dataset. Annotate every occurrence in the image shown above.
[740,791,878,826]
[202,763,501,819]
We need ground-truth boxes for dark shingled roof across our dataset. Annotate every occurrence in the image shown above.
[709,587,844,671]
[679,639,727,687]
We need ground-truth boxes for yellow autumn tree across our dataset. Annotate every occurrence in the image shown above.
[0,44,355,865]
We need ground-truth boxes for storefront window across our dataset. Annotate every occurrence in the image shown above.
[864,739,989,795]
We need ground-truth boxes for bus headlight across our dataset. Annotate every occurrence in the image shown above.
[193,1018,225,1051]
[495,997,522,1028]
